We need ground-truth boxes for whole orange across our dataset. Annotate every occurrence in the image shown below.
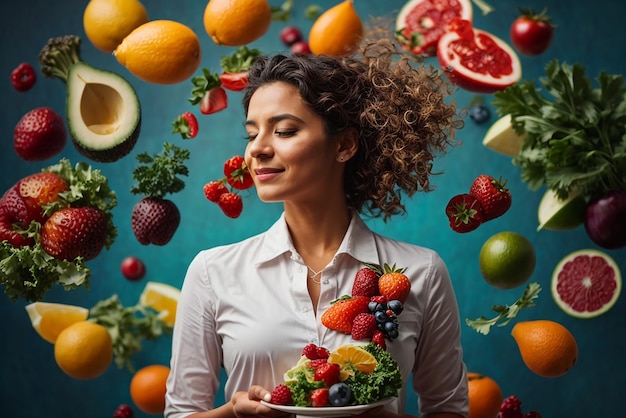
[467,372,502,418]
[203,0,271,46]
[130,364,170,415]
[512,319,578,378]
[308,0,363,56]
[54,321,113,380]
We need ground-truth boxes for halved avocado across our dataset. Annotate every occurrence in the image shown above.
[66,62,141,163]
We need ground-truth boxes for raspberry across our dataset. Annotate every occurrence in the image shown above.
[302,343,320,359]
[315,346,330,359]
[370,295,387,304]
[309,358,328,369]
[269,384,293,406]
[113,404,134,418]
[524,411,542,418]
[371,330,387,350]
[499,395,523,418]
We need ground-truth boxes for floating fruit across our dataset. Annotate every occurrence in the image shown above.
[54,321,113,379]
[467,372,502,418]
[139,281,181,327]
[203,0,272,46]
[479,231,536,290]
[537,188,586,231]
[25,302,89,344]
[551,249,621,318]
[482,114,526,157]
[39,35,141,163]
[83,0,148,53]
[115,20,201,85]
[511,319,578,378]
[395,0,473,57]
[308,0,363,56]
[130,364,170,414]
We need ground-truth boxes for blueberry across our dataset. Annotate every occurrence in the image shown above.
[374,311,388,324]
[469,104,491,124]
[328,383,353,406]
[368,301,378,312]
[383,320,397,333]
[387,328,399,339]
[387,300,403,315]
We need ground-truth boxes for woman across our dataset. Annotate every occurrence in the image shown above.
[165,38,468,418]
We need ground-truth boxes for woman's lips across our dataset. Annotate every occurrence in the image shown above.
[254,168,283,181]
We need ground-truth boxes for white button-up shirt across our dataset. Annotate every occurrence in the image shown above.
[165,211,468,417]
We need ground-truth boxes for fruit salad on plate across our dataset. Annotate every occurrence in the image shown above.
[266,342,402,409]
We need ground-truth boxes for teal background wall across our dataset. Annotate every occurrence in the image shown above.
[1,0,624,417]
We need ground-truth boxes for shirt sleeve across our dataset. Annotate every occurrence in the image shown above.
[165,251,223,418]
[413,252,469,417]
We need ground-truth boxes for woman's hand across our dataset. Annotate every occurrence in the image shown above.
[230,386,292,418]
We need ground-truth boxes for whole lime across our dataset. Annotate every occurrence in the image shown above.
[479,231,536,289]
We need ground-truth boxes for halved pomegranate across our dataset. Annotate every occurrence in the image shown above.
[396,0,473,57]
[437,19,522,93]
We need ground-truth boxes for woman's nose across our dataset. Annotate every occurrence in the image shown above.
[246,131,272,159]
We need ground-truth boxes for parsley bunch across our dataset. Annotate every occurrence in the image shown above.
[492,60,626,202]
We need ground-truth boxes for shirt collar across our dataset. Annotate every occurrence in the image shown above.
[254,210,379,266]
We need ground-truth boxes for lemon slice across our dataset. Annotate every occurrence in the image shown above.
[25,302,89,344]
[139,281,181,327]
[482,114,526,157]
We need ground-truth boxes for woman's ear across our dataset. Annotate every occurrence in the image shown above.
[337,127,359,162]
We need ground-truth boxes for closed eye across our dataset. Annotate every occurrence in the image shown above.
[276,129,297,137]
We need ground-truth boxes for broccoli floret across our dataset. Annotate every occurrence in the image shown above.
[38,34,82,83]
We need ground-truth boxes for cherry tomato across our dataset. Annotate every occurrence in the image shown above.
[510,8,554,56]
[121,256,146,281]
[280,25,303,46]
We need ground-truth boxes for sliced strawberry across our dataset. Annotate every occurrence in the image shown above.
[172,111,199,139]
[219,71,249,91]
[200,87,228,115]
[445,193,484,233]
[310,388,329,407]
[223,155,254,190]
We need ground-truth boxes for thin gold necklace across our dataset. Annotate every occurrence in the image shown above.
[307,266,322,284]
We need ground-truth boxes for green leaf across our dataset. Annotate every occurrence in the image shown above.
[220,46,263,73]
[130,142,190,198]
[466,282,542,335]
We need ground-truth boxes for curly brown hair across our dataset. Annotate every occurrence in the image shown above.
[242,38,462,221]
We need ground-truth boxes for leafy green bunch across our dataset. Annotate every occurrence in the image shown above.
[492,60,626,202]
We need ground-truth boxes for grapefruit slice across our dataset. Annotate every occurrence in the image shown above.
[395,0,473,57]
[551,249,622,318]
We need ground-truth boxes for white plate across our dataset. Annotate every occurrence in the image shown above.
[261,397,393,417]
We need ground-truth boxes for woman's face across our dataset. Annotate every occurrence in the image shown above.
[244,82,343,204]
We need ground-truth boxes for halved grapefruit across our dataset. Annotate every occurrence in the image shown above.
[395,0,473,57]
[551,249,622,318]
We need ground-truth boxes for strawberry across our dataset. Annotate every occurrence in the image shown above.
[217,192,243,218]
[269,384,292,406]
[0,209,33,248]
[302,343,325,360]
[378,263,411,304]
[0,184,43,228]
[314,362,340,387]
[11,62,37,92]
[223,156,254,190]
[40,206,108,261]
[309,358,328,369]
[321,295,370,334]
[316,346,330,359]
[200,86,228,115]
[445,193,484,233]
[351,312,377,340]
[171,111,199,139]
[351,266,379,297]
[18,172,68,221]
[219,71,249,91]
[131,197,181,245]
[371,330,387,350]
[13,107,67,161]
[203,181,228,202]
[469,174,512,221]
[309,388,329,407]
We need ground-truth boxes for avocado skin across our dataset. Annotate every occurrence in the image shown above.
[70,113,141,163]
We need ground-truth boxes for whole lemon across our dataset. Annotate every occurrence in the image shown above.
[83,0,148,53]
[114,20,201,85]
[54,321,113,380]
[479,231,536,289]
[203,0,272,46]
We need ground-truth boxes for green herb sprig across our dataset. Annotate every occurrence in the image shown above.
[130,143,190,198]
[492,60,626,202]
[466,282,541,335]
